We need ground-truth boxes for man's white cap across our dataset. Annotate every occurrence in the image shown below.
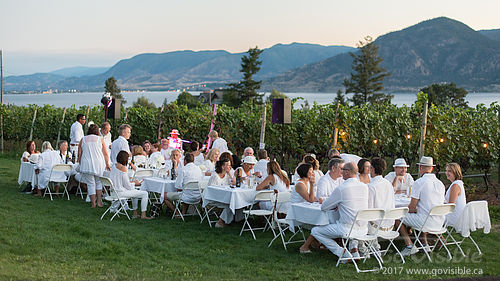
[393,158,409,168]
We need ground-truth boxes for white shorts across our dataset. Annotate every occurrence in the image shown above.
[403,213,426,229]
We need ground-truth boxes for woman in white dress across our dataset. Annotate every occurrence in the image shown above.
[208,159,235,187]
[35,141,64,196]
[290,163,316,204]
[256,161,290,210]
[357,158,371,185]
[219,152,235,177]
[292,155,322,186]
[77,124,111,208]
[110,151,152,219]
[21,140,40,162]
[444,163,466,226]
[203,148,220,176]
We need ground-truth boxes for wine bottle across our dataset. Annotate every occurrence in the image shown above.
[235,169,241,187]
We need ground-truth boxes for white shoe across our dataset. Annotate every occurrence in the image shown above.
[420,244,431,253]
[215,222,224,228]
[339,251,353,264]
[401,245,418,256]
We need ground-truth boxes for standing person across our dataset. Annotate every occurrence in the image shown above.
[316,157,345,202]
[110,124,133,168]
[69,114,86,160]
[398,156,445,256]
[99,122,112,162]
[254,149,270,180]
[385,158,414,195]
[209,130,229,154]
[444,163,466,227]
[78,124,111,208]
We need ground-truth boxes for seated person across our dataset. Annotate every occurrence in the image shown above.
[290,163,316,204]
[22,140,40,162]
[444,163,466,227]
[190,141,206,166]
[110,151,151,219]
[398,156,445,256]
[203,148,220,176]
[56,140,72,164]
[256,161,290,211]
[385,158,414,195]
[235,155,261,181]
[164,149,182,179]
[368,157,395,233]
[160,138,170,160]
[148,143,165,169]
[131,145,147,168]
[293,155,322,186]
[208,159,235,186]
[142,140,152,156]
[357,158,371,184]
[35,141,64,196]
[316,157,344,202]
[253,149,270,180]
[219,152,235,177]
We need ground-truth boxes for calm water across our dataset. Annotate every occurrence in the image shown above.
[3,91,499,108]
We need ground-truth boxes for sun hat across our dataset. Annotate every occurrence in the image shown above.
[242,155,257,164]
[416,156,435,167]
[170,129,180,135]
[393,158,409,168]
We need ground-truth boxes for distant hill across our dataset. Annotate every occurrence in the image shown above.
[479,29,500,42]
[5,43,354,91]
[264,17,500,92]
[50,66,109,77]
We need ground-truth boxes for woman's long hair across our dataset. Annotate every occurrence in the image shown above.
[267,161,290,187]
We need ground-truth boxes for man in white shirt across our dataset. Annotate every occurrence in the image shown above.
[305,162,368,260]
[99,122,112,162]
[243,147,254,157]
[69,114,86,159]
[398,156,445,256]
[368,157,395,231]
[110,124,134,170]
[253,149,269,180]
[209,130,229,154]
[316,157,344,202]
[384,158,414,195]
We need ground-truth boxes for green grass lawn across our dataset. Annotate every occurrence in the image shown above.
[1,154,499,280]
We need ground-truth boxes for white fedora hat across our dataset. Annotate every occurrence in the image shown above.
[242,155,257,164]
[417,156,435,167]
[393,158,409,167]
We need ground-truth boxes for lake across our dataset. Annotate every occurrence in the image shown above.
[2,91,499,108]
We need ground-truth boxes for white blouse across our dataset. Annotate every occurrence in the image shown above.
[109,165,135,193]
[445,180,466,226]
[208,173,232,186]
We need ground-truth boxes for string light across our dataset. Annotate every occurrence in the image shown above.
[340,131,346,136]
[482,143,488,148]
[406,134,412,140]
[373,139,378,144]
[439,138,445,143]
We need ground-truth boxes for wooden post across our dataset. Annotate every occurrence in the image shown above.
[259,103,267,149]
[1,50,3,153]
[124,108,129,122]
[332,101,340,149]
[85,106,91,131]
[498,109,500,186]
[29,107,37,141]
[56,108,67,146]
[418,101,428,160]
[157,104,165,141]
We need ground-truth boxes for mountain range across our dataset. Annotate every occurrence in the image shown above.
[5,17,500,93]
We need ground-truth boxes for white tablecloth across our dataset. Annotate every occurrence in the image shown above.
[395,195,411,208]
[18,162,37,186]
[202,185,256,214]
[286,202,337,230]
[141,177,177,203]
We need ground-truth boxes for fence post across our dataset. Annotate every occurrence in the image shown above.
[418,102,428,160]
[332,101,340,149]
[85,106,91,131]
[56,107,67,146]
[29,107,38,141]
[0,111,3,154]
[259,103,266,149]
[498,109,500,186]
[157,104,165,141]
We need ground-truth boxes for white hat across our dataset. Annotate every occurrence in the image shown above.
[417,156,435,167]
[393,158,409,168]
[242,155,257,164]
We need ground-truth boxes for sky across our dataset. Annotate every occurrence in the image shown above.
[1,0,499,75]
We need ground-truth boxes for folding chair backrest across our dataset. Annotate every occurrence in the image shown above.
[429,204,455,216]
[52,164,73,172]
[133,169,154,180]
[384,207,409,220]
[255,190,274,201]
[100,176,120,199]
[270,190,291,205]
[355,208,385,222]
[184,181,199,190]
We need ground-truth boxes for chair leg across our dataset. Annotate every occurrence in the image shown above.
[468,236,482,255]
[414,230,432,262]
[62,182,70,200]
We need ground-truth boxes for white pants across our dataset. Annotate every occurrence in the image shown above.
[118,190,149,212]
[311,223,356,258]
[81,173,102,196]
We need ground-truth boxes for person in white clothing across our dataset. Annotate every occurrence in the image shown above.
[99,122,112,162]
[316,157,345,202]
[243,147,254,157]
[69,114,86,160]
[444,163,466,227]
[256,161,290,211]
[78,124,111,208]
[253,149,270,180]
[189,141,206,166]
[110,151,152,219]
[148,143,165,169]
[164,149,182,179]
[368,158,395,230]
[21,140,40,162]
[235,155,261,181]
[110,124,135,171]
[300,162,368,258]
[35,141,64,196]
[208,159,236,228]
[56,140,72,164]
[290,163,316,204]
[340,153,362,165]
[203,148,220,176]
[398,156,446,256]
[357,158,371,184]
[293,155,322,186]
[209,130,229,154]
[385,158,414,195]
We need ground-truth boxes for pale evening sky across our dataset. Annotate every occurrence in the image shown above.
[1,0,499,75]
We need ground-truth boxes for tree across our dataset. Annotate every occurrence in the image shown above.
[334,89,348,106]
[104,77,125,104]
[176,91,202,108]
[226,47,264,106]
[343,36,392,106]
[420,83,468,108]
[133,96,156,109]
[267,89,288,101]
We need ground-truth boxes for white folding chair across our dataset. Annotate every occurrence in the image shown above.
[409,203,455,262]
[43,164,73,201]
[172,181,203,222]
[200,187,221,228]
[268,190,305,250]
[337,208,385,273]
[377,207,409,263]
[132,169,155,181]
[239,190,274,240]
[443,201,490,256]
[133,155,148,168]
[99,176,131,221]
